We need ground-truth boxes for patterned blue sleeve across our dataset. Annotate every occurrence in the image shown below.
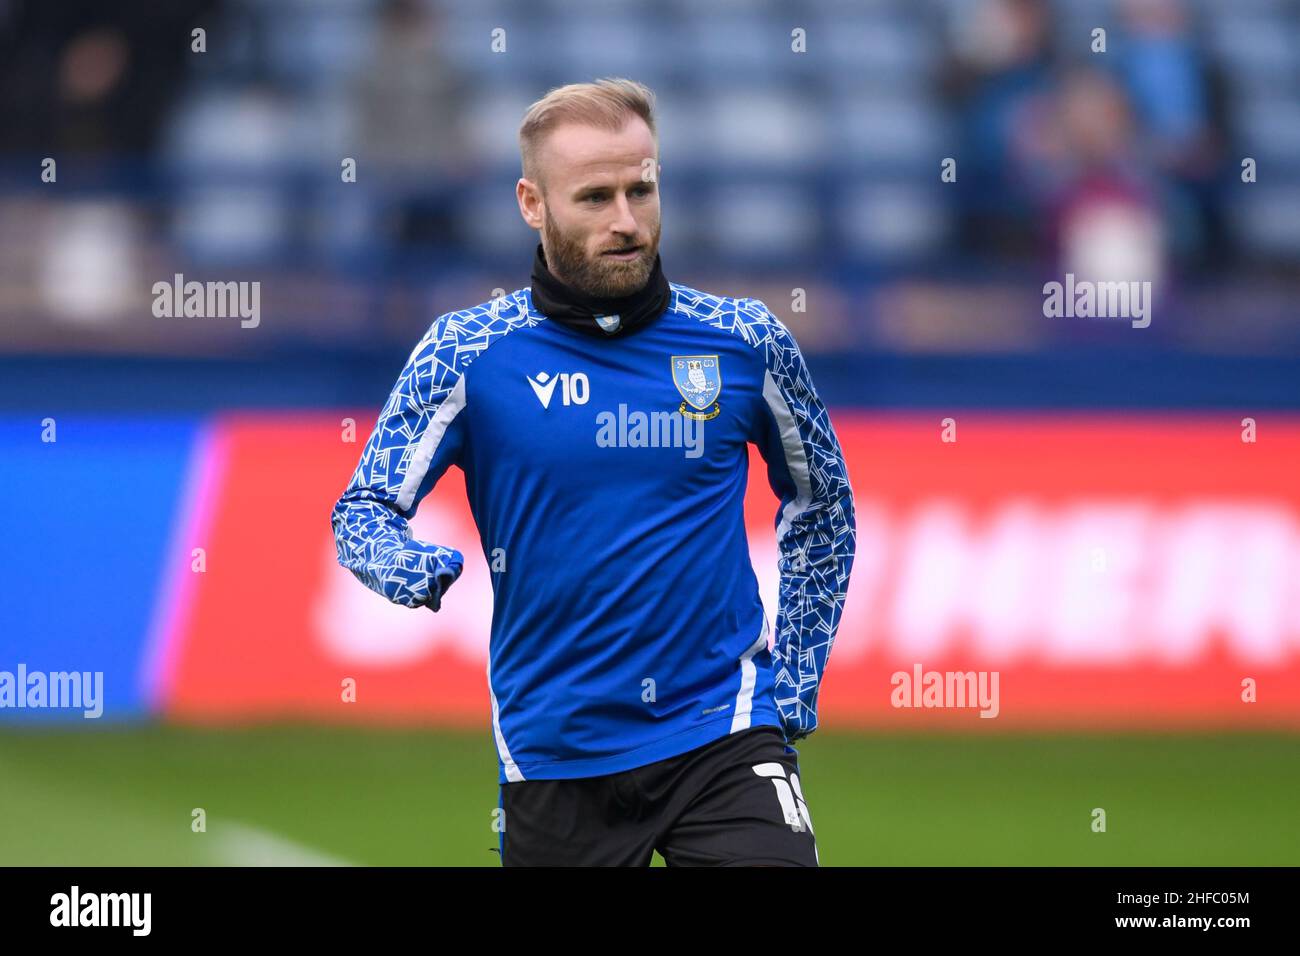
[330,314,467,611]
[748,301,857,741]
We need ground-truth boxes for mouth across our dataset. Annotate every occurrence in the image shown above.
[602,245,642,261]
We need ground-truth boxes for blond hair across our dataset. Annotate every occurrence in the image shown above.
[518,77,658,192]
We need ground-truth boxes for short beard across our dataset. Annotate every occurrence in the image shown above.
[542,204,659,298]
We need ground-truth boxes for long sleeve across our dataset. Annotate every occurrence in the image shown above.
[748,301,857,741]
[331,314,468,611]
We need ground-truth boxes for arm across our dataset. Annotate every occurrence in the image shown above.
[748,302,857,741]
[330,315,468,611]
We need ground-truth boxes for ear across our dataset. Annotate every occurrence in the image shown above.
[516,178,544,230]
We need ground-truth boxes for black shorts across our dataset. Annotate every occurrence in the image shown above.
[496,725,818,866]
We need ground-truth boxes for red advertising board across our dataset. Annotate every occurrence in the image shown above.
[159,413,1300,730]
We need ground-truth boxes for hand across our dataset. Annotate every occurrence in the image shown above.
[423,562,462,613]
[779,708,818,744]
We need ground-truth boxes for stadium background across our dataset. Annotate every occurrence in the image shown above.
[2,0,1298,865]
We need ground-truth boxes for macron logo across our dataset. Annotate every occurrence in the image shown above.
[526,372,560,409]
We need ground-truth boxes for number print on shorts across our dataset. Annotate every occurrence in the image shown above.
[751,762,814,835]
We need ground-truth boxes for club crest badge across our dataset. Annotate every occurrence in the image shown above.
[672,355,721,421]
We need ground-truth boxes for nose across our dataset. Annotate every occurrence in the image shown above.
[609,193,638,238]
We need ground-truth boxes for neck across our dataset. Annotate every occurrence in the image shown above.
[529,242,671,338]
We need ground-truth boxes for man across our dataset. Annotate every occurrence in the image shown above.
[331,78,856,866]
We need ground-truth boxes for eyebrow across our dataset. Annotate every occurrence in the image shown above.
[574,180,655,197]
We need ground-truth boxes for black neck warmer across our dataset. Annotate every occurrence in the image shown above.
[529,241,671,338]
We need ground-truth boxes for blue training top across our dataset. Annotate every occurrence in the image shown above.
[331,283,856,785]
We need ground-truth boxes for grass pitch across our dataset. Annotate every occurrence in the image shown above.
[1,726,1296,866]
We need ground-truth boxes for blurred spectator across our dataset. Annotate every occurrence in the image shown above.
[1116,0,1212,169]
[943,0,1058,258]
[348,0,472,252]
[1112,0,1229,269]
[1041,68,1165,289]
[0,0,216,156]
